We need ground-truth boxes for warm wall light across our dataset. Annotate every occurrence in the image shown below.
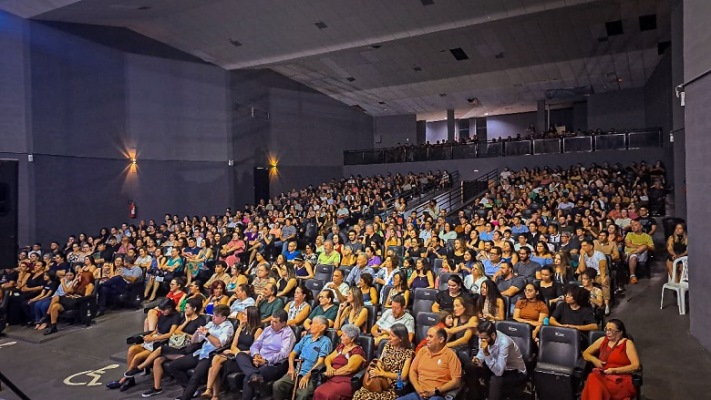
[131,158,137,166]
[267,152,279,181]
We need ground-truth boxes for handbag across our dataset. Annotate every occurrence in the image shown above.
[362,358,392,393]
[168,333,191,349]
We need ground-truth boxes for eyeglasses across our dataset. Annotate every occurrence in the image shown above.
[604,328,620,333]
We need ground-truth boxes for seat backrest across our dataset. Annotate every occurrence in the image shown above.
[380,285,393,307]
[356,335,375,362]
[674,256,689,284]
[412,288,438,314]
[387,245,405,258]
[314,264,334,282]
[304,279,325,300]
[502,295,511,319]
[415,311,439,343]
[326,328,340,349]
[588,330,605,346]
[433,258,444,274]
[364,304,378,332]
[446,239,456,251]
[339,266,353,279]
[375,339,388,358]
[538,325,581,367]
[496,320,534,361]
[438,272,459,291]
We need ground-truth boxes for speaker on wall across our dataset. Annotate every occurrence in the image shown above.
[0,160,18,268]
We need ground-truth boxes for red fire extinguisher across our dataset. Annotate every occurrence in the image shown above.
[129,200,137,219]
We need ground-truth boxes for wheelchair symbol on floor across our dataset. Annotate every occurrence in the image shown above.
[63,364,120,386]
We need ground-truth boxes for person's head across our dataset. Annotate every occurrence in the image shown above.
[564,283,590,307]
[389,323,413,349]
[310,315,328,336]
[605,318,629,340]
[446,274,464,294]
[392,270,408,291]
[499,261,513,278]
[580,239,594,255]
[348,286,364,310]
[294,284,312,303]
[391,294,407,317]
[359,273,373,288]
[170,277,185,292]
[489,246,502,261]
[236,283,251,299]
[340,324,360,345]
[554,251,569,267]
[242,306,261,332]
[356,253,368,267]
[523,282,541,301]
[476,320,498,346]
[210,280,226,296]
[480,279,501,301]
[215,260,227,274]
[64,269,75,281]
[185,297,203,317]
[212,304,231,324]
[540,265,554,282]
[256,264,269,278]
[425,326,448,352]
[188,280,202,295]
[518,246,531,261]
[270,309,289,331]
[674,223,686,237]
[581,267,597,287]
[453,296,474,318]
[158,298,176,316]
[324,240,334,253]
[318,290,334,306]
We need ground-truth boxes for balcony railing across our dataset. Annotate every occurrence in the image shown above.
[344,129,662,165]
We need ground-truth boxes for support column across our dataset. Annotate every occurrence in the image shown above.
[446,109,455,142]
[671,0,686,218]
[536,100,546,132]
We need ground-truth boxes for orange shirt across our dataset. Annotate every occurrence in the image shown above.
[411,345,462,392]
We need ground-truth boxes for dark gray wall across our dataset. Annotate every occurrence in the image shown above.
[373,114,417,148]
[343,147,672,182]
[683,0,711,350]
[644,50,673,140]
[425,120,448,143]
[671,0,686,219]
[0,12,33,245]
[587,88,646,130]
[487,112,535,140]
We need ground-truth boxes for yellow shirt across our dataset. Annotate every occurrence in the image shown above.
[624,232,653,254]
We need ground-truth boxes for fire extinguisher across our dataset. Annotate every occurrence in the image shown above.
[129,200,137,219]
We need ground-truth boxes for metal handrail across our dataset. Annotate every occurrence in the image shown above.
[383,171,460,217]
[344,129,662,165]
[0,370,31,400]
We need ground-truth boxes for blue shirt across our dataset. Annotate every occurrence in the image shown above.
[283,249,301,261]
[482,259,502,277]
[194,320,234,360]
[345,265,375,286]
[293,334,332,374]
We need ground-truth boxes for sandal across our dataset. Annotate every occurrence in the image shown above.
[200,389,212,399]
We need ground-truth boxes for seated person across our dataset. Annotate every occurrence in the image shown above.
[353,323,415,400]
[624,220,653,284]
[144,277,186,332]
[383,270,410,309]
[549,284,598,332]
[323,268,349,303]
[272,316,333,400]
[166,304,234,400]
[317,240,341,266]
[401,326,462,400]
[334,287,368,334]
[582,319,640,400]
[578,239,611,315]
[466,320,527,400]
[371,295,415,345]
[228,284,256,318]
[303,290,338,331]
[202,306,264,399]
[477,280,506,321]
[97,257,143,315]
[344,254,374,287]
[293,256,315,281]
[106,299,180,391]
[432,274,474,312]
[313,324,367,400]
[257,283,285,323]
[139,298,207,398]
[495,262,526,313]
[284,285,312,326]
[358,273,378,306]
[203,280,230,315]
[231,310,296,400]
[274,263,298,298]
[42,267,95,335]
[512,283,549,342]
[513,247,542,281]
[581,268,604,310]
[28,271,59,329]
[538,265,564,308]
[204,261,230,290]
[178,280,206,313]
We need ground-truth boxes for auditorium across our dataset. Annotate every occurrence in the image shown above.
[0,1,710,399]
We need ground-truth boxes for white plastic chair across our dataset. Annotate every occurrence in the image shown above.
[660,256,689,315]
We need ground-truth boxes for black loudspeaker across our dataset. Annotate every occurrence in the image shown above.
[0,160,18,268]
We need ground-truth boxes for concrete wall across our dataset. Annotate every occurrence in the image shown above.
[425,120,448,143]
[486,112,535,140]
[645,50,674,141]
[344,147,672,182]
[587,88,646,130]
[373,114,417,148]
[683,0,711,350]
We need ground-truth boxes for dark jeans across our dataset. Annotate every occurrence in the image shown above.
[465,364,527,400]
[98,276,128,309]
[234,353,289,400]
[165,354,211,400]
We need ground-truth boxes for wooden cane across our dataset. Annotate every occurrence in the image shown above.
[291,358,304,400]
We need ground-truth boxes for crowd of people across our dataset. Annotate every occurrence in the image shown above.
[0,161,673,400]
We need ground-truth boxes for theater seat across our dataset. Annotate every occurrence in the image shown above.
[60,284,99,326]
[415,312,439,343]
[587,330,644,399]
[534,326,585,400]
[412,288,438,315]
[0,291,9,333]
[350,335,374,391]
[314,264,334,283]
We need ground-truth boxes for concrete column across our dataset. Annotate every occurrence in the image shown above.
[537,100,546,132]
[446,109,455,141]
[671,0,686,218]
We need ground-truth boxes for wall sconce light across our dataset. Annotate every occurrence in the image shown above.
[131,158,137,166]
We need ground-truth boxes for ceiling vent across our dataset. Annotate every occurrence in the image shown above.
[228,39,242,47]
[345,77,356,82]
[658,41,671,55]
[315,21,328,29]
[605,20,623,36]
[450,47,469,61]
[639,14,657,31]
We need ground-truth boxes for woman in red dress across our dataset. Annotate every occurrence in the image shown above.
[313,324,366,400]
[582,319,641,400]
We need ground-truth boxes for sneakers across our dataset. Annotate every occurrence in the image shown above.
[142,387,163,397]
[124,368,142,377]
[605,305,611,316]
[630,275,638,284]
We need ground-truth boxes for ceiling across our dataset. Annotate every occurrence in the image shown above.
[0,0,672,119]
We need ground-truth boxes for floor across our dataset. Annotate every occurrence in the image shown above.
[0,264,708,400]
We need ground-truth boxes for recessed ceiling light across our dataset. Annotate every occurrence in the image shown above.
[346,77,356,82]
[315,21,328,29]
[484,112,489,116]
[228,39,242,47]
[378,101,386,105]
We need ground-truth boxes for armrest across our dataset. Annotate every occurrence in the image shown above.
[535,362,576,377]
[573,357,587,379]
[633,366,643,387]
[209,345,231,357]
[350,369,366,391]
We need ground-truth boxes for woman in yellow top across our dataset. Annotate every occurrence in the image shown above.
[334,287,368,333]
